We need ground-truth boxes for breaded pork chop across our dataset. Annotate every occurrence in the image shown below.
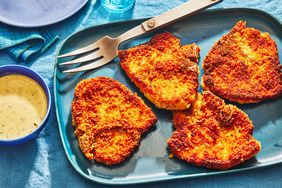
[72,77,157,165]
[202,21,282,103]
[118,32,200,110]
[168,91,261,170]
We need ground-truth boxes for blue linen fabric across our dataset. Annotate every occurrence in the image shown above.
[0,26,58,62]
[0,0,281,187]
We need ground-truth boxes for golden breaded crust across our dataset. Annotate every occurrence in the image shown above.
[72,77,157,165]
[92,123,141,165]
[72,77,157,133]
[202,21,282,103]
[168,91,261,170]
[118,32,200,110]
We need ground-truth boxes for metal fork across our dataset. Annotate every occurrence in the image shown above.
[58,0,222,73]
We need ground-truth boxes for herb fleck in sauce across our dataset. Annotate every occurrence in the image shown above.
[0,74,47,139]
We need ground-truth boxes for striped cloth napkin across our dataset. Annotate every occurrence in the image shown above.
[0,24,59,62]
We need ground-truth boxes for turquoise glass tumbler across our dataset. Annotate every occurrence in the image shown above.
[101,0,135,11]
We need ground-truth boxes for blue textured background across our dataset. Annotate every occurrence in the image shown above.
[0,0,281,187]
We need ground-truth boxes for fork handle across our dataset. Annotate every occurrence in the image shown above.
[117,0,222,42]
[142,0,222,31]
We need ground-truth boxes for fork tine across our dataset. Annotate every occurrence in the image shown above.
[63,56,115,73]
[57,40,101,58]
[59,50,103,65]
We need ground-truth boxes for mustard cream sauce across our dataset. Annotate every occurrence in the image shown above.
[0,74,47,139]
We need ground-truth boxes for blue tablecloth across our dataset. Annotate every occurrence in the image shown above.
[0,0,281,187]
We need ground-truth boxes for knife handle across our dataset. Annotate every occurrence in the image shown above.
[142,0,222,31]
[117,0,222,42]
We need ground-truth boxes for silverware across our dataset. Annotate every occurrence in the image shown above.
[58,0,222,73]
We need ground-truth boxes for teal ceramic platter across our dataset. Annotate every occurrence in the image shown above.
[54,8,282,184]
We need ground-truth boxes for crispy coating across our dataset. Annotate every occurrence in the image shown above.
[168,91,261,170]
[118,32,200,110]
[91,123,141,165]
[72,77,157,165]
[202,21,282,103]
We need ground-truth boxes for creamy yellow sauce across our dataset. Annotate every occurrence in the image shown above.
[0,74,47,140]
